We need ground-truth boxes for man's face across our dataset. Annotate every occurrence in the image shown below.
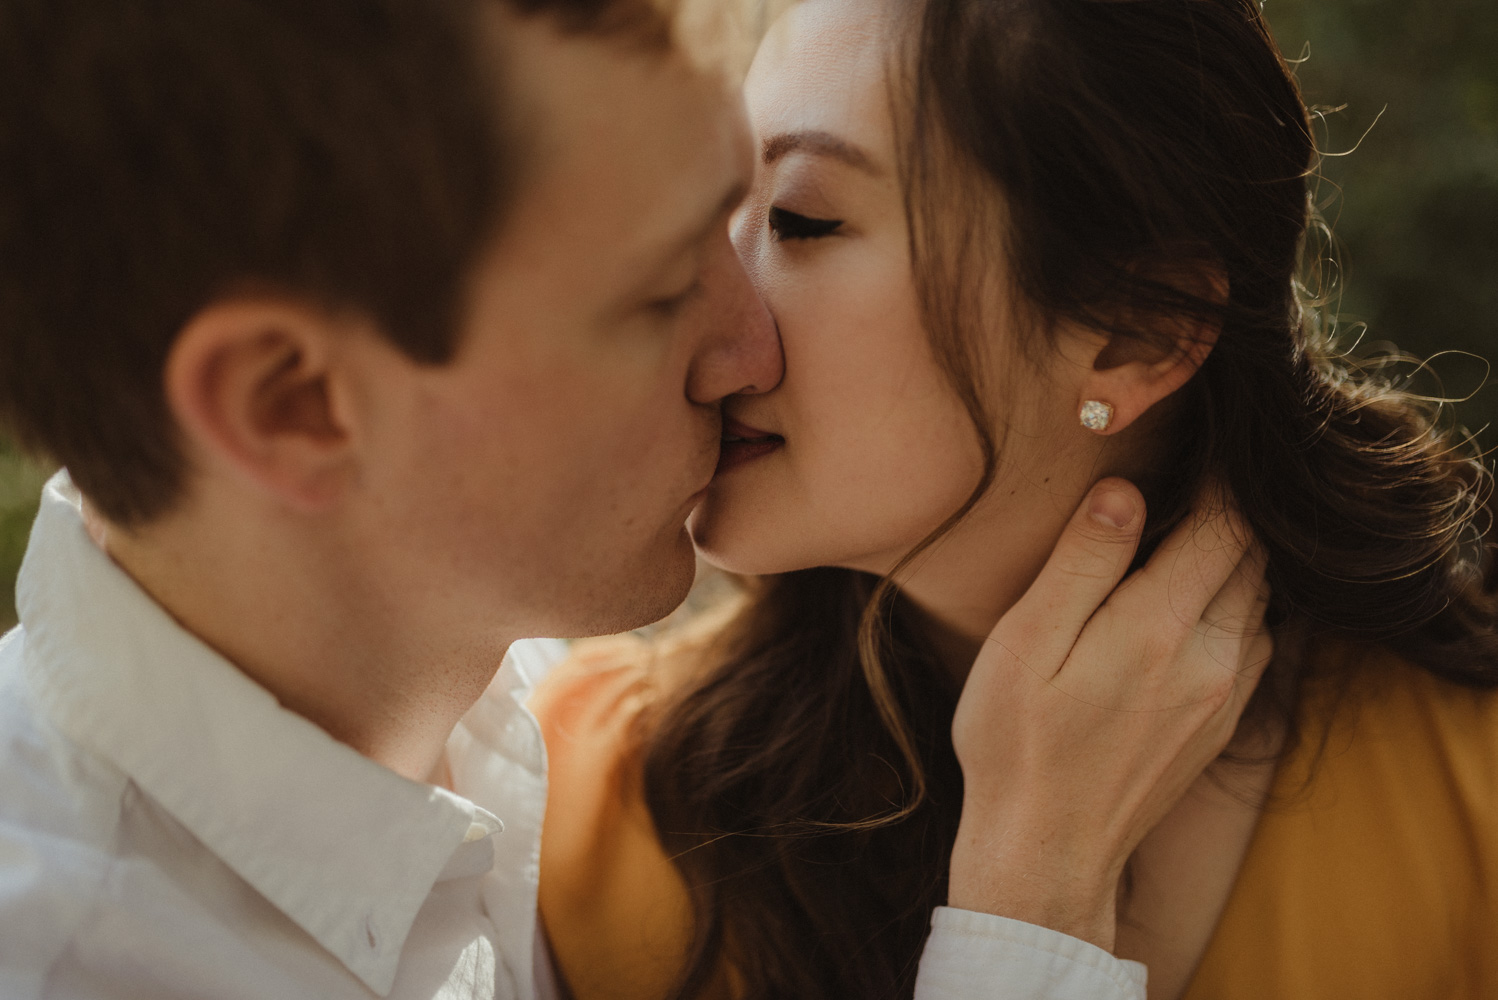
[363,13,781,641]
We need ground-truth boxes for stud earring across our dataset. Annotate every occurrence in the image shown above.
[1079,400,1114,433]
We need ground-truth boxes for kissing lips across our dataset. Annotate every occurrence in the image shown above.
[717,417,783,475]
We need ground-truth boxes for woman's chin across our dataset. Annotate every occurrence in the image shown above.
[688,523,767,576]
[687,493,907,579]
[689,507,801,577]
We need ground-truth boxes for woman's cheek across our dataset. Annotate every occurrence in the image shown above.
[800,277,974,554]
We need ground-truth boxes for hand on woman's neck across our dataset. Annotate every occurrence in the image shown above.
[897,418,1185,689]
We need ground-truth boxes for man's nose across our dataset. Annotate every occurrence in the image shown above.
[685,235,783,405]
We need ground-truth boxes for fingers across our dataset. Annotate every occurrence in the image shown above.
[1226,628,1275,719]
[1217,553,1274,719]
[1119,481,1252,632]
[1200,542,1269,647]
[992,478,1145,678]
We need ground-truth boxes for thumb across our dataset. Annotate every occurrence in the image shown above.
[990,478,1145,679]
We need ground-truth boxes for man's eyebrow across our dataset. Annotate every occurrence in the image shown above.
[630,179,749,295]
[659,179,750,263]
[762,130,882,175]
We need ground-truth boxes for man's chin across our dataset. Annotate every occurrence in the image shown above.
[572,532,697,638]
[632,558,697,629]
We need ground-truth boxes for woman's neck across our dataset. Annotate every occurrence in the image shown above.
[891,491,1078,687]
[901,596,986,688]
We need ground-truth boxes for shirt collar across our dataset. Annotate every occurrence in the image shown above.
[17,472,497,996]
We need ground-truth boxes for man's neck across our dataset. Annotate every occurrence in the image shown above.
[94,498,512,784]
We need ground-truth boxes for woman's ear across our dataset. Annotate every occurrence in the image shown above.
[163,298,365,512]
[1072,266,1228,436]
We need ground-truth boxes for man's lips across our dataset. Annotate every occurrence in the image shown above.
[717,417,784,475]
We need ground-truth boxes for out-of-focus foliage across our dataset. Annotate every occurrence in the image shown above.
[1266,0,1498,435]
[0,0,1493,626]
[0,441,50,629]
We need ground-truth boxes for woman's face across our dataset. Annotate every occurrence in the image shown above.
[689,0,1105,626]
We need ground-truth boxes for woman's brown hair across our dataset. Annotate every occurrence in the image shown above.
[641,0,1498,996]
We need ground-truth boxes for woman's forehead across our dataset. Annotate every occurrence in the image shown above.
[745,0,899,165]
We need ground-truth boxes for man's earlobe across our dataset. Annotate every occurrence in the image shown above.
[164,300,360,512]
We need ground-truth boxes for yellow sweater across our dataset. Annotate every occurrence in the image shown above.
[532,641,1498,1000]
[1184,648,1498,998]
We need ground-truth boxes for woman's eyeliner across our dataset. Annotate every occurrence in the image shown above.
[768,206,843,240]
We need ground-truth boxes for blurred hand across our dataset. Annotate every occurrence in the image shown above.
[947,477,1272,952]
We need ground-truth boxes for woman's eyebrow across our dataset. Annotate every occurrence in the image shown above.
[762,130,883,176]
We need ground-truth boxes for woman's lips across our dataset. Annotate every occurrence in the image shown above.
[717,417,784,476]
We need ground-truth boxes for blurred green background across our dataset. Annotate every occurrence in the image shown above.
[0,0,1494,629]
[0,440,51,628]
[1273,0,1498,422]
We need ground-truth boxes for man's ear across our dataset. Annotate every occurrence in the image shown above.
[1072,266,1227,436]
[163,298,364,512]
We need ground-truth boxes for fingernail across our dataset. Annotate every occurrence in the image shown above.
[1089,489,1138,530]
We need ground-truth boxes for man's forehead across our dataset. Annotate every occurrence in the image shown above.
[481,16,752,281]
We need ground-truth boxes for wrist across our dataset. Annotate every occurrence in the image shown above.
[947,821,1120,952]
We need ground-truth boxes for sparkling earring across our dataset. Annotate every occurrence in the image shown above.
[1079,400,1114,432]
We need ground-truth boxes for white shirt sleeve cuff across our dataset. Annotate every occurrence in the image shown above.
[913,906,1148,1000]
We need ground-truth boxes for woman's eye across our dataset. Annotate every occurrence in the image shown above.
[768,206,843,241]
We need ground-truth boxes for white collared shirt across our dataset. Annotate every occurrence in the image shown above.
[0,472,1144,1000]
[0,474,557,999]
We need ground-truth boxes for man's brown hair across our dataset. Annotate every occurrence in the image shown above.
[0,0,645,525]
